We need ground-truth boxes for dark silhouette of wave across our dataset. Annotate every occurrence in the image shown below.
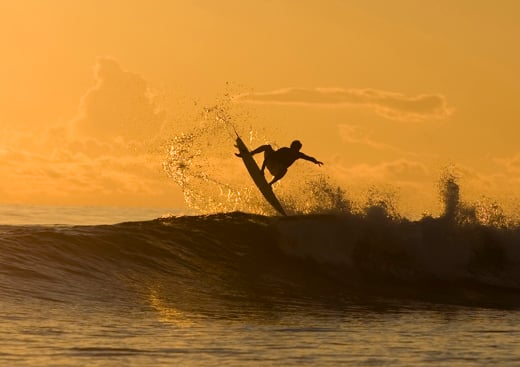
[1,207,520,311]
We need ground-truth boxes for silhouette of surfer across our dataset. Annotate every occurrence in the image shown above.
[236,140,323,186]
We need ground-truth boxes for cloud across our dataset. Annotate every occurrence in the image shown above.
[0,58,184,207]
[234,87,453,122]
[328,158,431,185]
[494,153,520,173]
[0,143,178,206]
[338,124,398,151]
[351,159,430,181]
[73,57,165,141]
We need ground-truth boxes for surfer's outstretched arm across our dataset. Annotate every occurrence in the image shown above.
[298,153,324,166]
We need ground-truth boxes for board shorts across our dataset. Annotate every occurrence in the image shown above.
[263,146,287,178]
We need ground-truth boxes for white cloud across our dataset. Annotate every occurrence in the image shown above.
[494,153,520,173]
[338,124,399,151]
[234,87,453,122]
[0,58,182,207]
[328,158,431,185]
[73,57,165,141]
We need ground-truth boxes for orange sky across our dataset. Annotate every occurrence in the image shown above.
[1,1,519,217]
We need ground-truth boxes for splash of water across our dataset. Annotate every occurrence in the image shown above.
[162,102,276,214]
[162,98,518,225]
[162,101,357,216]
[430,167,517,228]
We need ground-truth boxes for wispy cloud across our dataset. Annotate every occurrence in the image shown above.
[234,87,453,122]
[344,159,430,182]
[494,153,520,173]
[338,124,398,151]
[0,143,172,205]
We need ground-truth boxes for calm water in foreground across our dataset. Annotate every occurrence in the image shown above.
[1,205,519,366]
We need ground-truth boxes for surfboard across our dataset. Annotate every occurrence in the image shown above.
[235,135,287,216]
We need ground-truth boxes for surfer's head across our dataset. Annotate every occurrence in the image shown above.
[290,140,302,151]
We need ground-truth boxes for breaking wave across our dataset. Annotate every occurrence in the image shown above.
[2,196,520,313]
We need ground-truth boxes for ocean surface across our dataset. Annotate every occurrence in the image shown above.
[1,204,520,366]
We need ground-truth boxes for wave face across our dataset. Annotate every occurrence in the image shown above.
[1,212,520,313]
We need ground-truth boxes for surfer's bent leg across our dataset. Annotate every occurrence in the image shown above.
[261,146,275,174]
[268,168,287,186]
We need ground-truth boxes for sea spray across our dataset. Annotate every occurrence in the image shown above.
[161,99,520,227]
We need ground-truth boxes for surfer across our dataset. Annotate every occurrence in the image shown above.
[236,140,323,186]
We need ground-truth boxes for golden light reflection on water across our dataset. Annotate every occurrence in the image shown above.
[147,288,195,327]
